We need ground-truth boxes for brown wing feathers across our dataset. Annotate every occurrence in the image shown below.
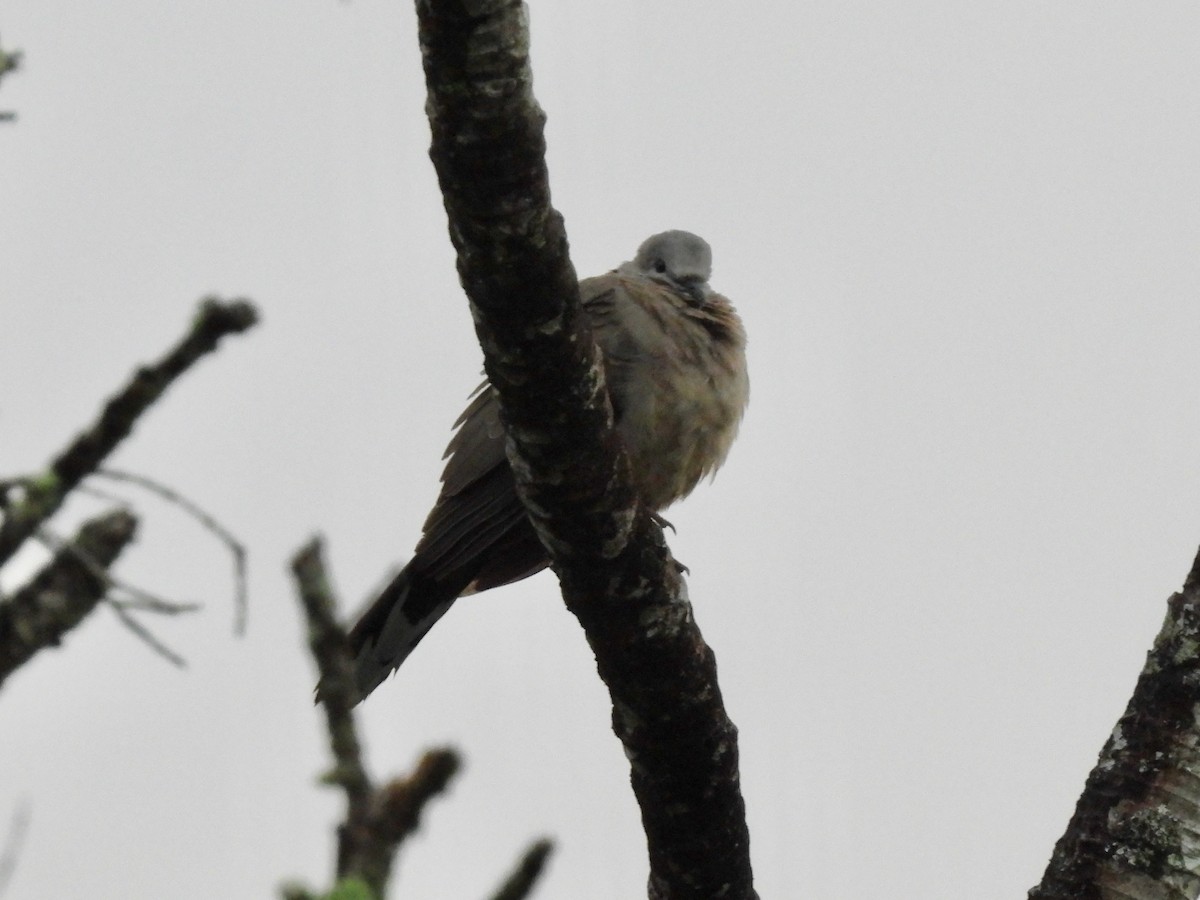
[341,232,747,703]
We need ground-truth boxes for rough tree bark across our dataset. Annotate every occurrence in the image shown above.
[413,2,756,897]
[1030,547,1200,900]
[0,510,138,688]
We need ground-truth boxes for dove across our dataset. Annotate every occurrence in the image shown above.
[345,231,748,702]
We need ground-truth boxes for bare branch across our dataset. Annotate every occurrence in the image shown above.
[369,749,460,850]
[0,510,137,688]
[0,799,31,898]
[0,41,19,82]
[95,467,248,634]
[414,2,756,897]
[486,838,554,900]
[35,523,201,616]
[0,37,20,123]
[292,539,461,898]
[0,297,258,567]
[1029,546,1200,899]
[56,480,133,512]
[293,539,370,803]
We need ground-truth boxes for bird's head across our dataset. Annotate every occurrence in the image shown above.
[621,230,714,302]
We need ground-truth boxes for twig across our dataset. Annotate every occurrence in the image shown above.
[0,799,31,898]
[95,467,248,634]
[487,838,554,900]
[32,521,194,667]
[68,481,136,511]
[107,595,201,616]
[35,524,201,616]
[0,42,19,82]
[106,602,187,669]
[0,510,137,688]
[0,38,20,123]
[0,297,258,567]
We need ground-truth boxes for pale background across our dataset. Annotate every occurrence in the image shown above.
[2,2,1199,898]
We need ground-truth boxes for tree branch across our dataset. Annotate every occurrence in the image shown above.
[0,36,19,123]
[95,467,248,634]
[0,510,138,688]
[0,799,31,897]
[486,838,554,900]
[1030,546,1200,899]
[414,2,756,897]
[0,297,258,567]
[292,539,461,898]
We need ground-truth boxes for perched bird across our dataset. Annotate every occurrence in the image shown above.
[346,230,748,702]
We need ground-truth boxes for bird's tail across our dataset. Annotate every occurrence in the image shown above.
[335,564,467,704]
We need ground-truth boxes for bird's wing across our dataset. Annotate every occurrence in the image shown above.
[432,270,639,508]
[441,380,507,496]
[406,381,529,580]
[407,271,666,586]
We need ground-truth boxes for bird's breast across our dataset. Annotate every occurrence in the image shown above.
[584,276,748,511]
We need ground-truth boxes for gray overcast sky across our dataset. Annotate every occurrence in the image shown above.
[2,2,1199,898]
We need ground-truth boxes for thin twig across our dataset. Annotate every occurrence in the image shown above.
[106,602,187,669]
[35,524,201,617]
[69,481,136,511]
[0,42,19,82]
[107,595,201,615]
[0,38,19,124]
[487,838,555,900]
[0,297,258,567]
[0,799,31,898]
[94,467,248,634]
[29,521,192,670]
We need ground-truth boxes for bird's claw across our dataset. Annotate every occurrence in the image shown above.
[650,511,676,534]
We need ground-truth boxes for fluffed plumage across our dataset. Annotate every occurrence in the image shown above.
[345,230,748,702]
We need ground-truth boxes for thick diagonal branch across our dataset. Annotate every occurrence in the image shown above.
[0,510,138,687]
[0,297,258,567]
[1029,547,1200,899]
[415,2,756,897]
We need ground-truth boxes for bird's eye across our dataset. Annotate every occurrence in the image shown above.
[653,258,667,273]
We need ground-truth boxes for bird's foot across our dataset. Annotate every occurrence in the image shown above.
[650,511,676,534]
